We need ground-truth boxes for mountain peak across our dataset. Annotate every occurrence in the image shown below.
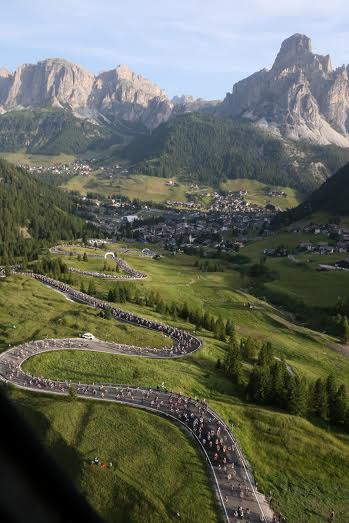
[282,33,312,52]
[220,34,349,147]
[0,67,10,78]
[116,63,132,75]
[273,33,312,68]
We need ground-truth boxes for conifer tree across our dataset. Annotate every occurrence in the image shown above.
[330,384,347,425]
[326,374,337,419]
[156,300,166,315]
[247,365,271,403]
[169,302,177,319]
[224,335,243,384]
[342,316,349,343]
[240,337,259,361]
[269,360,288,407]
[134,289,142,305]
[214,316,226,341]
[225,319,235,336]
[87,279,96,296]
[181,302,190,321]
[258,342,274,367]
[287,376,308,416]
[312,378,328,419]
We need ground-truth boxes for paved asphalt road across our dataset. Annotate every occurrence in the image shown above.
[1,249,274,522]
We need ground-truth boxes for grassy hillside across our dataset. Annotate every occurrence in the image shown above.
[64,172,210,202]
[9,389,218,523]
[55,246,349,384]
[121,113,349,193]
[64,173,302,209]
[274,161,349,227]
[0,275,168,349]
[220,179,302,209]
[0,151,76,166]
[242,233,349,307]
[10,245,349,523]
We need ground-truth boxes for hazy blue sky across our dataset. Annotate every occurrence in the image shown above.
[1,0,349,99]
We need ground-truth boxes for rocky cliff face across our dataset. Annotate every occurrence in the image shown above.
[172,94,219,115]
[2,59,94,115]
[3,36,349,143]
[220,34,349,147]
[88,64,173,128]
[0,59,219,130]
[0,60,185,130]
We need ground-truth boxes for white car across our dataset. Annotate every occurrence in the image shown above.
[80,332,95,340]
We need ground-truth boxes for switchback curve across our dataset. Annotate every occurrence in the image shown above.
[49,245,147,280]
[2,249,273,522]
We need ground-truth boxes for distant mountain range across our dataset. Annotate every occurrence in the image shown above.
[2,34,349,194]
[1,33,349,146]
[0,59,216,132]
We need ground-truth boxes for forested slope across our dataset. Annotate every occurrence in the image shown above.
[273,161,349,226]
[0,159,87,263]
[0,108,120,155]
[122,114,349,193]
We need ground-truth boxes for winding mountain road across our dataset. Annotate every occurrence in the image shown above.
[1,247,274,523]
[49,245,147,280]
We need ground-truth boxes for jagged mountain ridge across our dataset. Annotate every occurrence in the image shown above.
[1,34,349,151]
[220,33,349,147]
[0,59,215,131]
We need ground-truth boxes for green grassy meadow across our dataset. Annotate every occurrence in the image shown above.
[242,233,349,307]
[67,256,121,273]
[22,345,349,523]
[0,276,169,350]
[0,151,75,166]
[48,247,349,385]
[9,388,218,523]
[220,179,302,209]
[63,173,211,203]
[63,172,302,209]
[3,247,349,522]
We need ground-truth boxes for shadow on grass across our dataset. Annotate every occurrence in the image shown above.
[14,395,86,486]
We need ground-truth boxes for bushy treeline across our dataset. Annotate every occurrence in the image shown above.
[222,335,349,432]
[98,283,233,339]
[0,160,93,264]
[194,260,224,272]
[123,113,349,192]
[32,256,69,279]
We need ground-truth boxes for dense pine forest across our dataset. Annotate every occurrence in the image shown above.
[122,113,349,192]
[0,159,91,264]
